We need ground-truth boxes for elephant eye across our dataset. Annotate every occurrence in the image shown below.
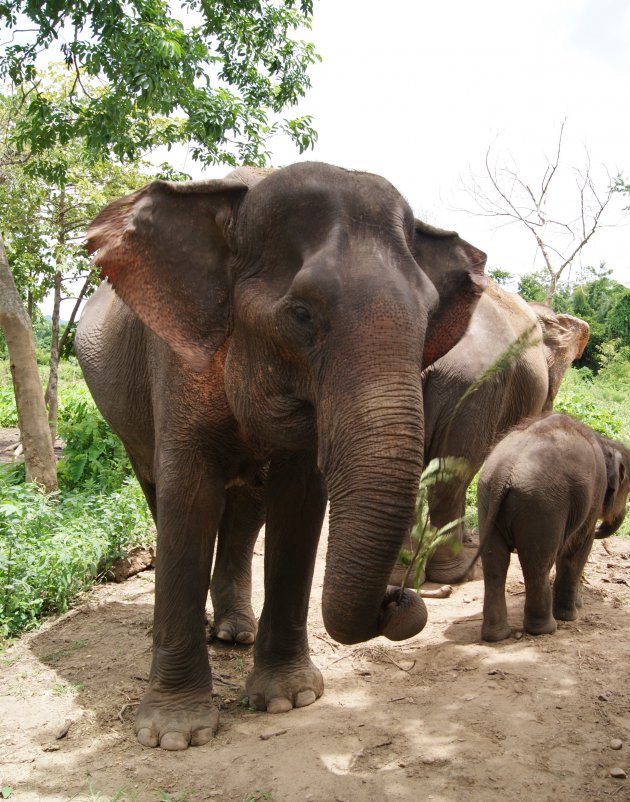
[291,304,313,324]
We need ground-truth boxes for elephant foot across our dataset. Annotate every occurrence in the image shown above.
[211,605,257,645]
[245,658,324,713]
[420,584,453,599]
[481,621,512,642]
[135,686,219,750]
[524,614,558,636]
[553,604,578,622]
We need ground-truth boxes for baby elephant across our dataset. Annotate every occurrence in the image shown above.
[478,412,630,642]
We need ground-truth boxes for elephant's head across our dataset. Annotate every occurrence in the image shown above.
[529,303,590,410]
[595,440,630,539]
[87,162,486,645]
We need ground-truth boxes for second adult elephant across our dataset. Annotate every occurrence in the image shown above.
[396,282,589,585]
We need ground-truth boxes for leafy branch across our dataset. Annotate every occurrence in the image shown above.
[399,457,470,594]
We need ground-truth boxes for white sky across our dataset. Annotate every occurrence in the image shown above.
[182,0,630,289]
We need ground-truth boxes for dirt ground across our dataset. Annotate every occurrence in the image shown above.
[1,514,630,802]
[0,427,64,465]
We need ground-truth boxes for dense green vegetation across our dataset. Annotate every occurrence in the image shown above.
[0,359,152,640]
[518,264,630,373]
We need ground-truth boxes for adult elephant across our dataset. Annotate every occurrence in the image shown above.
[402,281,589,585]
[76,162,487,750]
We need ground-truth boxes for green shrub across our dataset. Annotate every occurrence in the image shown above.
[57,387,133,492]
[0,385,18,427]
[0,479,152,640]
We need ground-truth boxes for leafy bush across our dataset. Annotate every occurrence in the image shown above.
[0,361,150,641]
[553,392,621,439]
[0,479,152,640]
[56,385,133,492]
[0,385,18,427]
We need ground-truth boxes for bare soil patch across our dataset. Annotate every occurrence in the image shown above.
[0,427,64,465]
[1,517,630,802]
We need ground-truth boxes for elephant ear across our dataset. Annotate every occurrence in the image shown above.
[601,444,624,515]
[411,220,487,368]
[529,304,590,408]
[87,178,249,370]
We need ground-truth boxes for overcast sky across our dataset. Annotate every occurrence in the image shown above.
[186,0,630,288]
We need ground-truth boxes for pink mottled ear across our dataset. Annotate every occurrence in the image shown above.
[411,220,487,368]
[87,179,248,370]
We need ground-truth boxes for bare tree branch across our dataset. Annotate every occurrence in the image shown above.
[460,122,616,303]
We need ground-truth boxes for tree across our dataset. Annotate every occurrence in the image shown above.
[487,268,512,286]
[0,0,319,169]
[517,271,547,303]
[0,91,58,489]
[0,79,160,440]
[523,263,629,372]
[608,291,630,348]
[0,236,57,491]
[464,122,617,303]
[0,2,319,490]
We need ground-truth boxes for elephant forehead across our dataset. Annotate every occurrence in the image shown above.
[242,163,412,236]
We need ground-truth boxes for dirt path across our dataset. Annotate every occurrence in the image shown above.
[2,518,630,802]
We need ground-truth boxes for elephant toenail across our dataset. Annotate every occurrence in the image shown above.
[236,631,255,644]
[295,690,317,708]
[267,697,293,714]
[191,726,217,746]
[160,731,190,751]
[136,728,159,748]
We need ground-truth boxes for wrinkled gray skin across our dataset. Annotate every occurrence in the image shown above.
[391,282,590,586]
[477,412,630,641]
[75,162,487,750]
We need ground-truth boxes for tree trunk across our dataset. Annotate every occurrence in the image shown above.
[57,273,92,358]
[45,186,66,442]
[46,269,62,441]
[0,233,57,492]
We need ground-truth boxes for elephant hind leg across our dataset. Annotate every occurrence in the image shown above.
[424,477,470,585]
[210,484,265,644]
[519,543,557,636]
[481,537,512,642]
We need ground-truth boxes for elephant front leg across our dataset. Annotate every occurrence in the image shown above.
[211,483,265,644]
[135,460,224,750]
[246,453,327,713]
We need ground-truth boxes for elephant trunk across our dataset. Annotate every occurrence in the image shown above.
[319,376,428,645]
[594,509,626,539]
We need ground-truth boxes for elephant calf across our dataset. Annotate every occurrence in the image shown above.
[477,412,630,642]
